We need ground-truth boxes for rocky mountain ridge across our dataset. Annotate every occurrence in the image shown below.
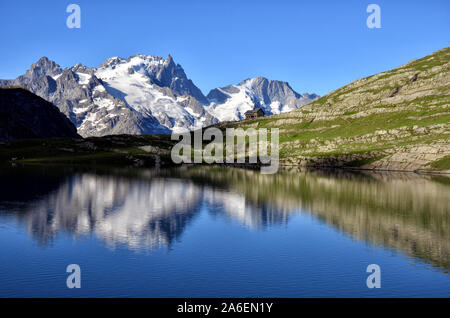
[207,77,318,121]
[1,55,317,137]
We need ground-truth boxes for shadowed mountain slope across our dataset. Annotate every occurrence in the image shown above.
[0,88,80,142]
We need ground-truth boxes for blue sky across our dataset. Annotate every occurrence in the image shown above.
[0,0,448,96]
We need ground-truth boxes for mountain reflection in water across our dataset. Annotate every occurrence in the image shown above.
[0,165,448,272]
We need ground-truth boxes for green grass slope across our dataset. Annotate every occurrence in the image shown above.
[220,47,450,172]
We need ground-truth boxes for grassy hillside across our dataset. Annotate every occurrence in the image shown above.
[218,47,450,172]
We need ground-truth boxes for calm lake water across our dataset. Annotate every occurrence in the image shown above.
[0,165,449,297]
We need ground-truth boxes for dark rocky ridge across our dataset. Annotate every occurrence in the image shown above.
[0,88,81,141]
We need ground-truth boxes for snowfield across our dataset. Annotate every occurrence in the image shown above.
[95,55,207,132]
[207,77,319,122]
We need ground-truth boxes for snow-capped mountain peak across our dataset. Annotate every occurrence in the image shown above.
[94,54,215,133]
[206,77,319,122]
[1,55,318,137]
